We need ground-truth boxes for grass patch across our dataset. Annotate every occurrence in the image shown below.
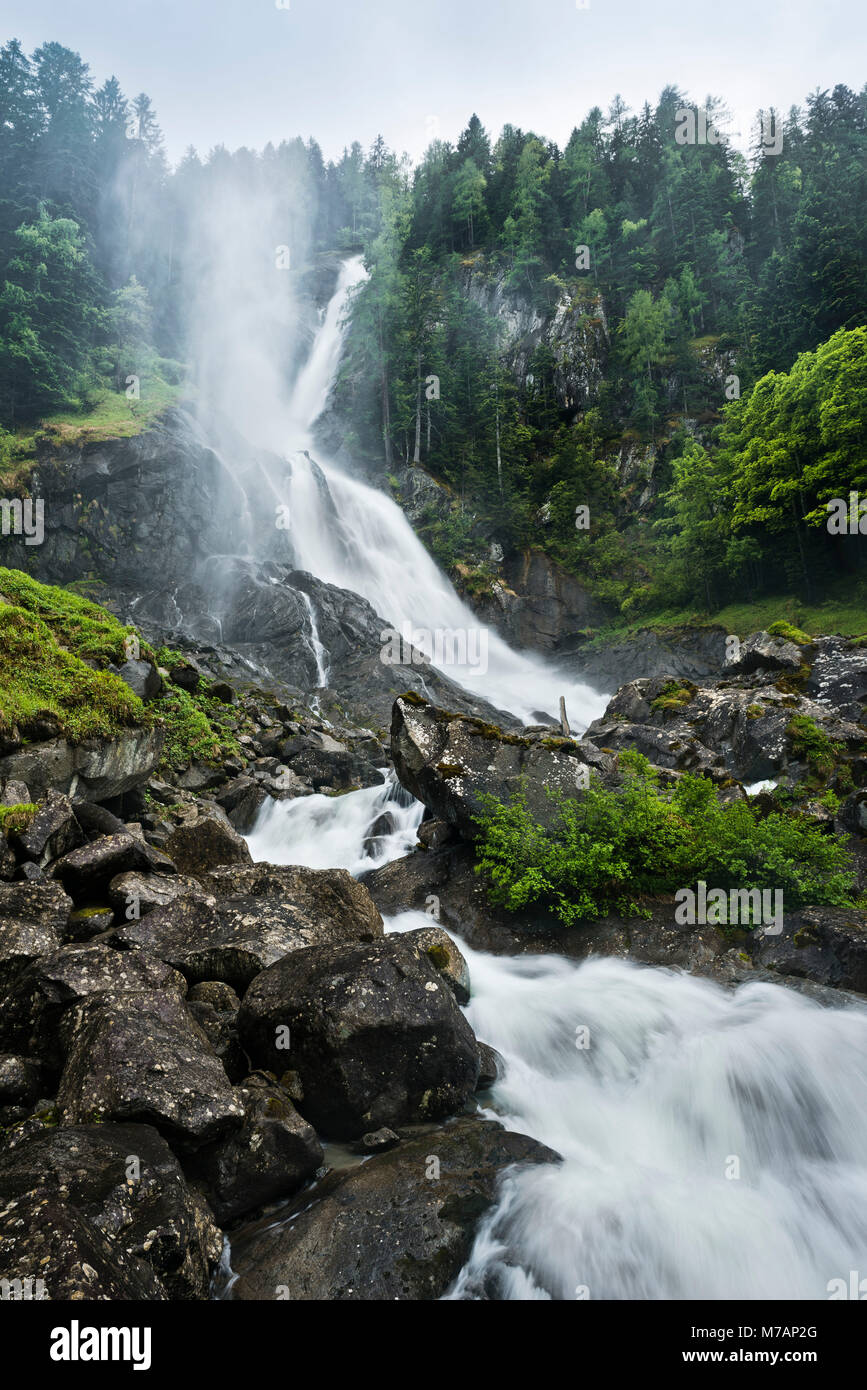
[0,803,36,834]
[0,566,147,665]
[0,605,148,742]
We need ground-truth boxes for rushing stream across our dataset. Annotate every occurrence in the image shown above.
[238,256,867,1300]
[247,782,867,1301]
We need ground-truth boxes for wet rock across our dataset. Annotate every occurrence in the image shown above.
[350,1127,400,1154]
[227,1116,559,1300]
[213,775,267,831]
[238,934,480,1139]
[164,808,252,876]
[0,1054,40,1103]
[0,1123,221,1299]
[476,1042,503,1090]
[0,726,164,802]
[57,989,244,1149]
[188,1074,323,1223]
[748,906,867,994]
[391,696,615,839]
[8,791,83,867]
[0,881,71,995]
[0,779,31,806]
[0,1188,166,1299]
[117,658,163,701]
[402,925,471,1004]
[1,943,186,1066]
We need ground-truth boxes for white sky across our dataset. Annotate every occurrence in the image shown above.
[1,0,863,165]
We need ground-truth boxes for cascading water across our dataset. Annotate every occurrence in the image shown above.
[278,256,607,729]
[241,787,867,1301]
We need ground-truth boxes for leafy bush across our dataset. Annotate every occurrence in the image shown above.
[473,751,856,926]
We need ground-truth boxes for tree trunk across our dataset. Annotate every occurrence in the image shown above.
[413,349,422,465]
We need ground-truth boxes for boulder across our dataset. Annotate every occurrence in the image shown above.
[0,881,71,995]
[117,658,163,701]
[723,630,804,675]
[188,1074,323,1223]
[227,1116,559,1300]
[108,866,382,992]
[164,808,252,876]
[0,726,164,802]
[238,934,481,1139]
[1,942,186,1065]
[57,989,244,1149]
[0,1123,221,1298]
[107,869,211,920]
[748,906,867,993]
[402,925,471,1003]
[51,832,175,898]
[0,1188,166,1299]
[0,1054,40,1103]
[8,791,83,867]
[391,696,615,839]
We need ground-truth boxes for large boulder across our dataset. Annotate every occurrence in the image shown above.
[0,942,186,1065]
[748,906,867,993]
[391,696,615,839]
[238,934,481,1139]
[51,832,175,898]
[227,1116,559,1300]
[110,865,383,992]
[0,1188,166,1299]
[164,808,252,876]
[0,881,71,995]
[57,989,244,1149]
[723,630,804,675]
[188,1074,323,1223]
[0,727,164,802]
[0,1123,220,1299]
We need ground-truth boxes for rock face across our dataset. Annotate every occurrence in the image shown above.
[227,1116,560,1300]
[471,549,611,654]
[0,1123,221,1298]
[567,625,729,688]
[188,1074,323,1224]
[238,934,481,1139]
[57,989,244,1149]
[0,727,164,802]
[9,791,83,867]
[391,695,616,838]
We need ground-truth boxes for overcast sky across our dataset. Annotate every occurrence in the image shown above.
[2,0,863,165]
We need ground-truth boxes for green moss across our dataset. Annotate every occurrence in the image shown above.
[156,685,240,772]
[767,620,812,645]
[651,680,697,714]
[746,704,764,719]
[0,604,149,742]
[426,943,451,970]
[786,714,844,784]
[0,566,150,666]
[0,802,36,834]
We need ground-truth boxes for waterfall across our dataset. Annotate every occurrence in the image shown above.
[299,590,329,687]
[246,771,424,875]
[275,256,608,730]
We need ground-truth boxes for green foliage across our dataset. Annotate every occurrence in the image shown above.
[0,566,146,664]
[474,752,857,925]
[786,714,843,781]
[0,802,37,833]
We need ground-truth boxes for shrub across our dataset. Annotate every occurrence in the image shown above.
[473,751,856,925]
